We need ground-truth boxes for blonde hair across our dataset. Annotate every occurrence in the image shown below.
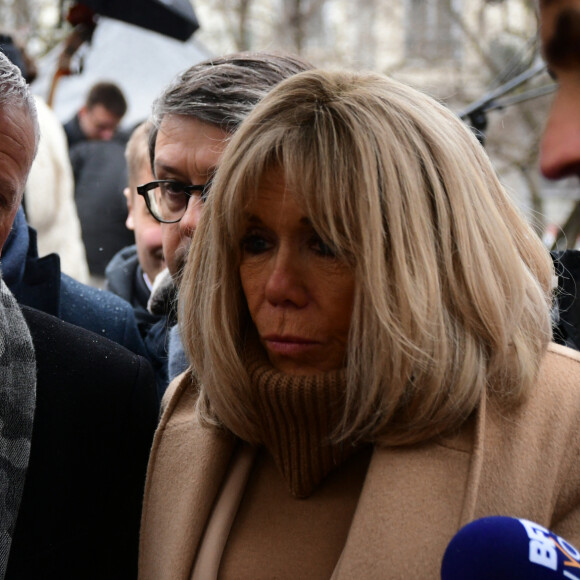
[180,69,553,446]
[125,119,153,193]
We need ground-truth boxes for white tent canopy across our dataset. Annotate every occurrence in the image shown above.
[32,16,212,128]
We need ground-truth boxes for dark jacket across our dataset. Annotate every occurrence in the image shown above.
[70,137,135,276]
[2,207,147,357]
[552,250,580,350]
[106,245,172,397]
[62,114,85,149]
[6,306,158,579]
[105,245,160,335]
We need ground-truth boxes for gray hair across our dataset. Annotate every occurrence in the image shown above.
[148,51,313,165]
[0,51,39,148]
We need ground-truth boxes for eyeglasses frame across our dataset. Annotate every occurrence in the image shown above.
[136,179,212,224]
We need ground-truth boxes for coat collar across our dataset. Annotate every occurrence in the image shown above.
[139,375,489,579]
[139,374,236,580]
[140,345,580,578]
[331,396,486,577]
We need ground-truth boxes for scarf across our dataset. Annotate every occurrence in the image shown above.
[0,278,36,579]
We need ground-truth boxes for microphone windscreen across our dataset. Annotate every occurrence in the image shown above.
[441,516,580,579]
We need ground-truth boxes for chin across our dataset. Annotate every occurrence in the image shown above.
[272,359,337,376]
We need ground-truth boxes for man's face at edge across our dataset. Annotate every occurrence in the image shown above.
[539,0,580,179]
[0,103,36,254]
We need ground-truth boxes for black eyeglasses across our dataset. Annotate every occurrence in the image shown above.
[137,179,212,224]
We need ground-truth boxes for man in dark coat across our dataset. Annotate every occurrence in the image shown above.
[5,305,158,579]
[3,206,147,357]
[70,136,135,277]
[0,50,158,580]
[63,82,133,280]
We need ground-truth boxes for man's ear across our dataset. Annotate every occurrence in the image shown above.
[124,187,135,231]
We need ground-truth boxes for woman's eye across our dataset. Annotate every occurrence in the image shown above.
[311,234,336,258]
[241,233,271,255]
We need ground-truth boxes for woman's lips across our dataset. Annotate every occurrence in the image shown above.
[263,335,319,356]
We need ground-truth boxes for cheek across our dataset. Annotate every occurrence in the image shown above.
[239,265,265,318]
[324,275,355,334]
[136,222,163,252]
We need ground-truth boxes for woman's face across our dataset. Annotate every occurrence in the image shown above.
[239,170,355,375]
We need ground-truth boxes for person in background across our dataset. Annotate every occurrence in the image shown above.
[139,69,580,578]
[136,51,313,395]
[106,119,165,327]
[63,81,127,147]
[66,82,134,284]
[71,133,135,284]
[0,32,89,283]
[26,95,89,283]
[0,50,157,580]
[106,119,167,382]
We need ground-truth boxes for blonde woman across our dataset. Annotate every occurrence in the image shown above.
[139,70,580,579]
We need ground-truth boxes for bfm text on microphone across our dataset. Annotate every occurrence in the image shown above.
[441,516,580,579]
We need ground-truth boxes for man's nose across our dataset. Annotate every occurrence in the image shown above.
[179,197,203,238]
[540,88,580,180]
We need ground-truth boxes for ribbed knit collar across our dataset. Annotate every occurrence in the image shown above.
[244,347,353,499]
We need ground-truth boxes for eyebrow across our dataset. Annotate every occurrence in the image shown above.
[245,213,313,227]
[153,158,217,182]
[544,8,580,70]
[0,180,21,208]
[153,159,180,177]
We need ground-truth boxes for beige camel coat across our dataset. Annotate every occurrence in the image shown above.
[139,343,580,579]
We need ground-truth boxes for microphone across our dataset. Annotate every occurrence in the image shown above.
[441,516,580,579]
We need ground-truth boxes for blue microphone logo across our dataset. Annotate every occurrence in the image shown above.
[520,519,580,578]
[441,516,580,579]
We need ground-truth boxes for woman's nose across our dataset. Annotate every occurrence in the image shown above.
[264,250,308,308]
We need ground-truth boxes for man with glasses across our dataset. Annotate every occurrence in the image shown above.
[136,52,312,395]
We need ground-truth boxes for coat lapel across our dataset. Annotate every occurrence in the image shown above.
[139,375,236,580]
[333,399,486,578]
